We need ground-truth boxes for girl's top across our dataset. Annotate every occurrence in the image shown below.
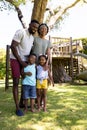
[36,65,48,82]
[22,64,36,86]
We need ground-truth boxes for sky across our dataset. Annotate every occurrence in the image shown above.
[0,1,87,48]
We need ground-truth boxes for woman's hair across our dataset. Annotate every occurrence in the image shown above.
[38,23,49,35]
[38,54,48,61]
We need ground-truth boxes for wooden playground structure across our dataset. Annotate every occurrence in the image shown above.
[5,36,84,90]
[50,37,84,83]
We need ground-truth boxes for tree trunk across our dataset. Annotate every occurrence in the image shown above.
[31,0,48,23]
[52,59,72,83]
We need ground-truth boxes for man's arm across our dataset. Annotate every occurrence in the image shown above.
[11,40,27,67]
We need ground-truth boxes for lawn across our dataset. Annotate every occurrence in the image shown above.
[0,80,87,130]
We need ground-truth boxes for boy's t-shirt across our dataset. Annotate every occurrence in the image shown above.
[22,64,36,86]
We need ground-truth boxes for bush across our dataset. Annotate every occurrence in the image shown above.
[0,49,6,79]
[81,38,87,54]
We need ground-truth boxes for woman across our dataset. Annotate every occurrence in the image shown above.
[31,23,51,64]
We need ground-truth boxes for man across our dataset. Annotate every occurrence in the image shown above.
[10,20,39,116]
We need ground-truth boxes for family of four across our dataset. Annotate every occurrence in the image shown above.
[10,19,54,116]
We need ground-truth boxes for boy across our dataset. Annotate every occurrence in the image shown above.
[22,54,37,113]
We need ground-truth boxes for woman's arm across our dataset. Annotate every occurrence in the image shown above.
[48,67,54,87]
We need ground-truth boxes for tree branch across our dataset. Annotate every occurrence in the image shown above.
[46,0,81,29]
[83,0,87,4]
[15,7,27,28]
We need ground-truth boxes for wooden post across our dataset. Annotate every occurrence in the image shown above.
[49,35,53,81]
[5,45,10,90]
[70,37,74,80]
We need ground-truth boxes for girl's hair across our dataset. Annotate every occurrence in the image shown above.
[38,23,49,35]
[38,54,48,61]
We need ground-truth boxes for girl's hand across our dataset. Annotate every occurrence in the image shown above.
[43,64,48,71]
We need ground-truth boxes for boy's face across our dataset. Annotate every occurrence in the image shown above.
[28,55,36,64]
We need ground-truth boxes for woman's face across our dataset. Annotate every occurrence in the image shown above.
[39,25,48,36]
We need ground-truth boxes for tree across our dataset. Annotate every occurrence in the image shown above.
[0,0,85,29]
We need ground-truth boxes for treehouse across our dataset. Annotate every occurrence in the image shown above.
[50,37,84,83]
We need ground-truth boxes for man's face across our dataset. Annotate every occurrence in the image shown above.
[29,22,39,35]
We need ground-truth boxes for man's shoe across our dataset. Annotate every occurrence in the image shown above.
[16,109,24,116]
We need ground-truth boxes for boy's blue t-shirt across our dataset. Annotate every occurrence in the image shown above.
[22,64,36,86]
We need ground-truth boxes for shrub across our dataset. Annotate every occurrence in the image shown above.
[0,49,6,79]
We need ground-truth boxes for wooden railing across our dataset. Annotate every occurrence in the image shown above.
[50,37,83,58]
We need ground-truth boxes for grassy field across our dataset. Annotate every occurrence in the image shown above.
[0,80,87,130]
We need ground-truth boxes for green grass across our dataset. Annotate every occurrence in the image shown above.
[0,80,87,130]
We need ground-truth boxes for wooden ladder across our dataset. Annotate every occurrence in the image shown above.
[5,45,12,90]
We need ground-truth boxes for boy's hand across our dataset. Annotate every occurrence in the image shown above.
[26,72,32,76]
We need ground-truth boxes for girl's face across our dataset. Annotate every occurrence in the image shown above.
[28,55,36,64]
[39,25,48,36]
[39,56,46,66]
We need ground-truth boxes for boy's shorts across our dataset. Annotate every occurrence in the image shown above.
[10,59,21,78]
[36,79,48,89]
[23,85,36,99]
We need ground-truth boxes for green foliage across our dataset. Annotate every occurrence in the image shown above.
[12,0,26,6]
[73,38,87,54]
[0,49,6,79]
[81,38,87,46]
[81,38,87,54]
[0,0,26,11]
[0,61,6,79]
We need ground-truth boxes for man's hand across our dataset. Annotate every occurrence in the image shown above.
[20,61,27,67]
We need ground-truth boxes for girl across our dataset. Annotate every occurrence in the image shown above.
[36,55,54,112]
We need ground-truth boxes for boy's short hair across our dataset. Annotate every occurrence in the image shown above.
[28,53,37,58]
